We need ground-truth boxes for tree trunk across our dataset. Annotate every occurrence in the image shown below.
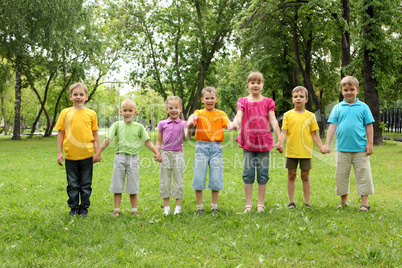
[363,2,382,145]
[1,93,8,135]
[12,56,22,140]
[339,0,351,102]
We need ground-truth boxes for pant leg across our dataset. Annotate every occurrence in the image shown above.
[352,152,374,195]
[78,157,93,214]
[256,151,270,185]
[208,142,223,191]
[242,149,256,184]
[65,159,81,212]
[335,151,352,196]
[171,151,185,199]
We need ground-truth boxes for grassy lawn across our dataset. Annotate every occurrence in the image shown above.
[0,132,401,267]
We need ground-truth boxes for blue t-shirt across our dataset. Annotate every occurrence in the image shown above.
[327,99,374,152]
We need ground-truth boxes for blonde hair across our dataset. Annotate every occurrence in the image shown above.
[121,99,136,109]
[247,72,264,83]
[201,86,217,97]
[292,86,308,98]
[340,76,359,89]
[69,82,88,94]
[165,96,184,120]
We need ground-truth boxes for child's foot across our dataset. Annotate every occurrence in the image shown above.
[336,202,348,209]
[243,205,252,214]
[359,205,370,212]
[257,205,265,212]
[196,208,204,214]
[211,208,220,215]
[69,210,78,217]
[163,209,170,216]
[287,202,296,209]
[305,203,312,209]
[131,211,140,216]
[173,208,181,215]
[112,210,120,217]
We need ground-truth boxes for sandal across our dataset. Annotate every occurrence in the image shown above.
[359,204,370,212]
[336,202,348,209]
[257,204,265,212]
[243,205,252,214]
[287,202,296,209]
[305,203,312,209]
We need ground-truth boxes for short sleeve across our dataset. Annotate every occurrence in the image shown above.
[328,104,339,124]
[282,112,288,130]
[158,121,164,132]
[237,98,245,111]
[267,98,275,112]
[363,105,375,125]
[55,110,66,131]
[309,114,319,132]
[220,111,230,128]
[106,122,118,140]
[139,124,150,141]
[91,111,98,131]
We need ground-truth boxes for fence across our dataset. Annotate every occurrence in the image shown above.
[381,108,402,133]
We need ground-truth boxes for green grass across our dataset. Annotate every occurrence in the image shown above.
[0,132,401,267]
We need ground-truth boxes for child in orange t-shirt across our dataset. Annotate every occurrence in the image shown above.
[187,86,235,214]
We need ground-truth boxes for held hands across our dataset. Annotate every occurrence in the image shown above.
[322,145,332,154]
[275,142,284,154]
[186,115,197,128]
[154,153,162,162]
[93,153,102,163]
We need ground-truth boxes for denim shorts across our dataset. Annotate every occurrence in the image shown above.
[242,149,270,185]
[192,141,223,191]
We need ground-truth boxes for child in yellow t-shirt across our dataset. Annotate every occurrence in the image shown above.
[187,86,235,214]
[56,83,100,218]
[276,86,326,209]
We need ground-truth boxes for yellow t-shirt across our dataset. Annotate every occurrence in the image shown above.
[55,107,98,160]
[194,109,229,142]
[282,109,319,158]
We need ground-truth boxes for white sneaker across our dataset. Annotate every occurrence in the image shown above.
[173,208,181,215]
[163,210,170,216]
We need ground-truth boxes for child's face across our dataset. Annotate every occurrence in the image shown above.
[120,102,137,123]
[201,92,218,112]
[292,90,308,109]
[342,83,359,104]
[166,99,182,120]
[69,87,88,109]
[248,80,263,96]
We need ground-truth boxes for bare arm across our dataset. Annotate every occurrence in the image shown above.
[232,110,244,130]
[155,131,163,152]
[324,123,337,153]
[365,123,374,155]
[311,130,326,154]
[269,111,281,142]
[275,129,287,153]
[92,131,101,163]
[145,139,162,162]
[186,114,197,129]
[93,137,112,162]
[57,130,65,166]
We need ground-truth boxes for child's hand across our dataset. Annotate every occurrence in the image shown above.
[93,154,102,163]
[57,153,64,166]
[319,146,327,154]
[324,145,332,154]
[365,144,373,156]
[275,142,284,154]
[155,153,162,162]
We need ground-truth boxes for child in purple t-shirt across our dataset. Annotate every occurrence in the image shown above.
[233,72,281,213]
[156,96,189,216]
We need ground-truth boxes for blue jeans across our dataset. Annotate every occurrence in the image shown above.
[192,141,223,191]
[242,149,270,185]
[65,157,93,214]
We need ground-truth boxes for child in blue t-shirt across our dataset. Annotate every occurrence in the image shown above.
[324,76,375,212]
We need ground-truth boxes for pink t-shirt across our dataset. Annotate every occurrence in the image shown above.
[235,97,276,152]
[158,118,187,151]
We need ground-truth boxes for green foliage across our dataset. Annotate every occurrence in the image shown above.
[0,133,401,266]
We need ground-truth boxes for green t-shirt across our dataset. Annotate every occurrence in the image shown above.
[106,121,150,155]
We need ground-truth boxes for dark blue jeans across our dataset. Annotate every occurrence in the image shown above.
[65,157,93,214]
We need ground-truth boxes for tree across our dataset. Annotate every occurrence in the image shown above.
[0,0,88,139]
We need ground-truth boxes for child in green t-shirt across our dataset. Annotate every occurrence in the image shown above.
[94,99,161,217]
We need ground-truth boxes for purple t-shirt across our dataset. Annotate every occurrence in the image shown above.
[235,97,276,152]
[158,118,187,151]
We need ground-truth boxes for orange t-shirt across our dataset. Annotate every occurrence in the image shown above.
[194,109,230,142]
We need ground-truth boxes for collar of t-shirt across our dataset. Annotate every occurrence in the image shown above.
[167,117,181,124]
[341,98,361,106]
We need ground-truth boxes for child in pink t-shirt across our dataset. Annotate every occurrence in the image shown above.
[156,96,188,216]
[233,72,281,213]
